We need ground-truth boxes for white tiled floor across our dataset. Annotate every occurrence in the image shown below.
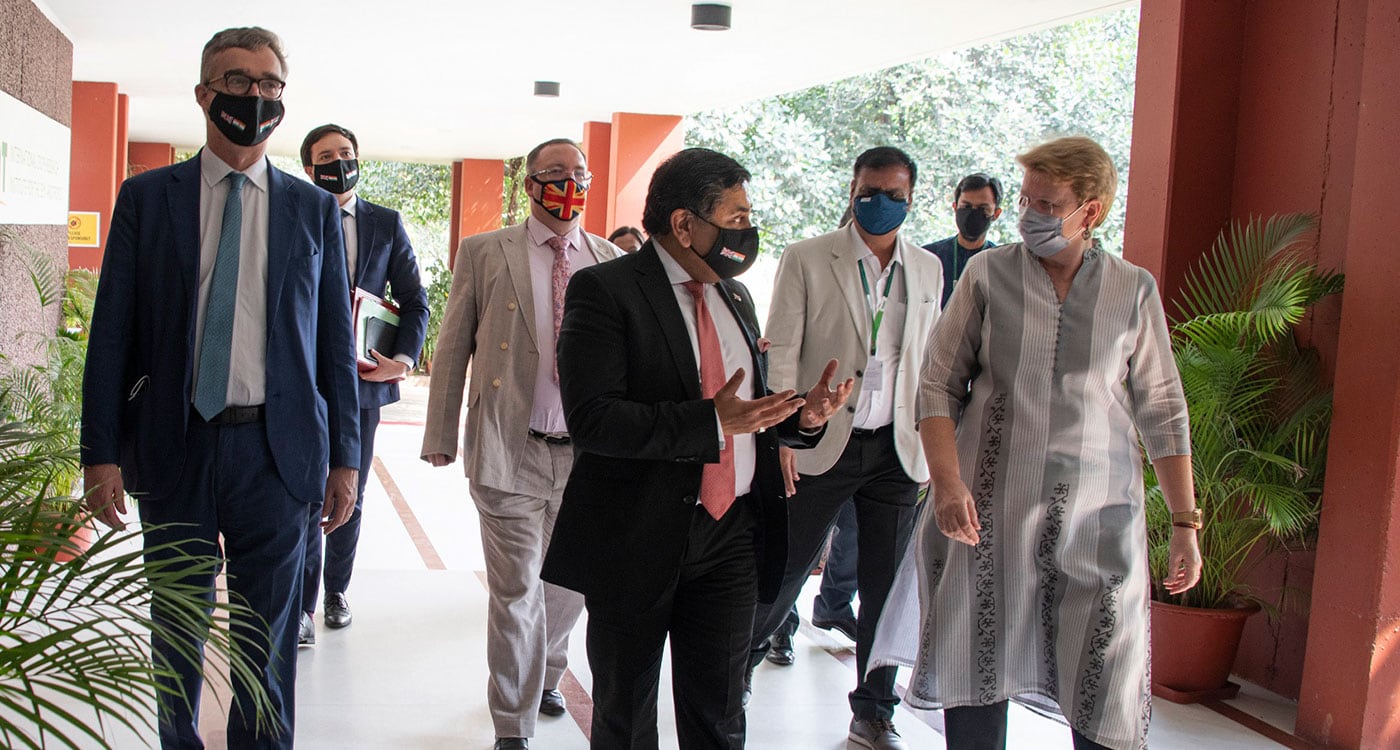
[76,381,1302,748]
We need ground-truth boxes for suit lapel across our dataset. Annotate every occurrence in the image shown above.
[716,279,766,398]
[581,231,617,264]
[636,243,702,400]
[501,224,539,351]
[168,157,203,320]
[355,199,376,289]
[830,231,871,345]
[265,165,296,327]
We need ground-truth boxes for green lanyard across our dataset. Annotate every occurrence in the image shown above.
[857,261,897,356]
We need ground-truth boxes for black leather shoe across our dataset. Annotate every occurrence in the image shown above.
[764,632,795,666]
[493,739,527,750]
[297,612,315,647]
[540,688,566,716]
[323,592,352,629]
[812,615,858,641]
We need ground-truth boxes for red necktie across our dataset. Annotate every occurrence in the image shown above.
[547,235,570,383]
[683,280,736,520]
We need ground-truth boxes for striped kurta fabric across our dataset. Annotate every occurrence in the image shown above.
[873,243,1189,750]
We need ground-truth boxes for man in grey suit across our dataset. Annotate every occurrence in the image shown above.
[421,138,621,750]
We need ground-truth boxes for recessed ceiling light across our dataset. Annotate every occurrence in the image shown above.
[691,3,732,31]
[534,81,560,97]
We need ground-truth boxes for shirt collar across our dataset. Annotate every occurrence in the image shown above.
[526,215,584,253]
[849,223,903,271]
[655,240,699,286]
[339,194,358,216]
[200,147,269,193]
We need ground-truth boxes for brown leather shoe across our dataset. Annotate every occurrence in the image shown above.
[540,688,566,716]
[848,717,907,750]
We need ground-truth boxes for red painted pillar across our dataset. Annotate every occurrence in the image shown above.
[607,113,683,234]
[115,93,128,190]
[449,158,504,269]
[580,121,612,239]
[68,81,122,270]
[127,142,175,175]
[1121,0,1246,307]
[1295,3,1400,747]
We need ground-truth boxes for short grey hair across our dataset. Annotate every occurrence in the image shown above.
[201,27,288,83]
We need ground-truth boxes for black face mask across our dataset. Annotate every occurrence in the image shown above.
[692,212,760,279]
[312,158,359,195]
[955,206,994,242]
[207,92,284,147]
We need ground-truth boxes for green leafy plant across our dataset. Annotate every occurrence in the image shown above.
[0,423,277,749]
[418,261,454,372]
[1146,213,1343,608]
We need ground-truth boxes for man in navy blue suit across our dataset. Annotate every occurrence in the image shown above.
[296,123,429,643]
[81,27,360,750]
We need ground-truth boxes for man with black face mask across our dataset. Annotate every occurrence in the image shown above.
[747,146,944,750]
[923,172,1003,306]
[81,27,359,750]
[422,138,621,750]
[296,123,428,645]
[542,146,852,749]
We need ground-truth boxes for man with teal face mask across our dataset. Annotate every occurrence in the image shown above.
[422,138,623,750]
[748,147,944,749]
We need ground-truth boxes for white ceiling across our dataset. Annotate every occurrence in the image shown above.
[40,0,1131,163]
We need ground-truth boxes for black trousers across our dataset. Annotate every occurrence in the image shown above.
[748,425,919,720]
[586,499,758,750]
[944,702,1113,750]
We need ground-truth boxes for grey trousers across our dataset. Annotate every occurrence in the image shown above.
[470,436,586,738]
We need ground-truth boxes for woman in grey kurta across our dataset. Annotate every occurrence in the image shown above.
[879,137,1203,750]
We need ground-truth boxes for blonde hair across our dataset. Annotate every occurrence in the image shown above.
[1016,136,1117,229]
[201,27,288,83]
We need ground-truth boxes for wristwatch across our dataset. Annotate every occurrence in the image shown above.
[1171,508,1203,530]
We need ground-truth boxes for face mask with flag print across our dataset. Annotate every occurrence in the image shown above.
[532,176,588,221]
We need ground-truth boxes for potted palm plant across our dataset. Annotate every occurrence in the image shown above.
[1144,213,1342,703]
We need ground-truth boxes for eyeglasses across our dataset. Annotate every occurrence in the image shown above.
[529,167,592,184]
[1017,194,1079,216]
[205,72,286,100]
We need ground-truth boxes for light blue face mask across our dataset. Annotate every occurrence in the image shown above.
[1018,201,1086,258]
[852,192,909,236]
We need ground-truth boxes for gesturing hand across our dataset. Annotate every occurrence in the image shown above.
[798,359,854,430]
[713,368,803,435]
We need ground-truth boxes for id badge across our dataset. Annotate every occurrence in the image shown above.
[861,358,885,393]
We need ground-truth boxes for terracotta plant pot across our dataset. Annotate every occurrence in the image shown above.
[1150,599,1261,703]
[52,519,96,563]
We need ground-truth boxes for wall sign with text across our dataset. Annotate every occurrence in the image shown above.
[0,89,72,225]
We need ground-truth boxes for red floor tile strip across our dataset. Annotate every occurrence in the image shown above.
[1203,700,1321,750]
[372,456,445,570]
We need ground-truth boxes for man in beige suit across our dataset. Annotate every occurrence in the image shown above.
[422,138,621,750]
[746,147,942,750]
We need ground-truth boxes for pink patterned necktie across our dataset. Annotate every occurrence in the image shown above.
[547,235,571,383]
[683,280,736,520]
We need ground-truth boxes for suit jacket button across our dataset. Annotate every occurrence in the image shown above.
[492,378,502,388]
[855,369,863,377]
[500,341,509,351]
[682,494,697,505]
[847,405,855,413]
[507,301,517,311]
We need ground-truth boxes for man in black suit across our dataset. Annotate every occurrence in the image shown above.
[542,148,853,749]
[297,123,429,642]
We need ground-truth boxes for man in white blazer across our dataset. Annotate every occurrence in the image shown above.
[422,138,622,750]
[747,147,941,750]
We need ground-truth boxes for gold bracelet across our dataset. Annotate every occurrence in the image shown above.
[1171,508,1203,529]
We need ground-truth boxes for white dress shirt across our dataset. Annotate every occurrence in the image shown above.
[339,193,359,284]
[527,216,598,433]
[850,224,906,430]
[192,148,269,408]
[655,245,757,499]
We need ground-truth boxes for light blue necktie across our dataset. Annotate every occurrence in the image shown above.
[193,171,247,420]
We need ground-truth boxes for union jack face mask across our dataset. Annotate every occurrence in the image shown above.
[533,177,589,221]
